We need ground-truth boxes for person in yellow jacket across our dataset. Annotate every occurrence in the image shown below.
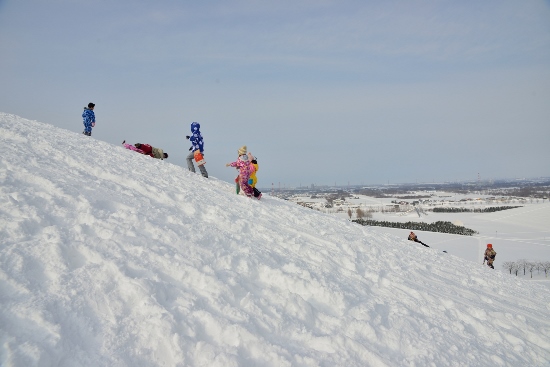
[247,152,262,199]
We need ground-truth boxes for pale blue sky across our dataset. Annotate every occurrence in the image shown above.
[1,0,549,187]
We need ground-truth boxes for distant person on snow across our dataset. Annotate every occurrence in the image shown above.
[408,231,429,247]
[226,145,256,198]
[82,102,96,136]
[186,122,208,178]
[122,141,168,160]
[484,244,497,269]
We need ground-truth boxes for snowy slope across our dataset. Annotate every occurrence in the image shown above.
[1,112,549,367]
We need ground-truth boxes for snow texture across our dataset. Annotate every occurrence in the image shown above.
[1,112,549,366]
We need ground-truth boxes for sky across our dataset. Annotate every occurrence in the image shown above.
[2,112,550,366]
[1,0,550,188]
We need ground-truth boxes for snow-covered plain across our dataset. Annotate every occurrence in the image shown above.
[290,194,550,274]
[368,207,550,270]
[1,112,549,367]
[325,198,550,273]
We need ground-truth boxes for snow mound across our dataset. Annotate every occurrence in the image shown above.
[1,112,549,366]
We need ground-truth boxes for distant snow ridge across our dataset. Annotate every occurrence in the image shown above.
[1,112,550,367]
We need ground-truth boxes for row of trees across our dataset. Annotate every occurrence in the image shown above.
[352,208,373,219]
[489,186,550,199]
[502,260,550,278]
[353,219,478,236]
[433,206,522,213]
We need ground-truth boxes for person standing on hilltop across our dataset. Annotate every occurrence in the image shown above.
[82,102,96,136]
[484,244,497,269]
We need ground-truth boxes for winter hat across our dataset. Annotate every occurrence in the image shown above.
[238,145,247,156]
[487,244,492,248]
[88,102,95,108]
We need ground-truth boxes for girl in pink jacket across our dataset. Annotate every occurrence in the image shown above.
[226,147,255,198]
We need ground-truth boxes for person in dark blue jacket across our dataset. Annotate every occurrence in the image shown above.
[185,121,208,178]
[82,102,96,136]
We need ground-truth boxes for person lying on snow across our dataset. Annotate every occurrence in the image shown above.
[408,231,429,247]
[122,141,168,160]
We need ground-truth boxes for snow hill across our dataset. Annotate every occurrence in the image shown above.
[1,112,549,367]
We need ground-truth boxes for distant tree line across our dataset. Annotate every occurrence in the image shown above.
[393,195,431,200]
[433,206,522,213]
[502,260,550,278]
[353,208,373,219]
[353,219,478,236]
[490,186,550,199]
[354,189,387,198]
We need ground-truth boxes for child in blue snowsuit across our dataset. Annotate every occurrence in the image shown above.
[185,121,208,178]
[82,102,96,136]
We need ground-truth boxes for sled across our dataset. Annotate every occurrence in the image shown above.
[194,150,206,166]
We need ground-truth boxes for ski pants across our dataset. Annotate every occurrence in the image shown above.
[414,239,429,247]
[186,151,208,178]
[238,175,254,197]
[83,121,93,134]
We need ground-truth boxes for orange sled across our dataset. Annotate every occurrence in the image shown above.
[194,150,206,166]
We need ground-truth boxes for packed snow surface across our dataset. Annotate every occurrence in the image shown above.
[1,113,549,366]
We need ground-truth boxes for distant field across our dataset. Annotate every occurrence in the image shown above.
[359,203,550,288]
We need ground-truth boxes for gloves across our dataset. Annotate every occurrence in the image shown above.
[186,135,190,140]
[248,178,253,185]
[189,147,193,151]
